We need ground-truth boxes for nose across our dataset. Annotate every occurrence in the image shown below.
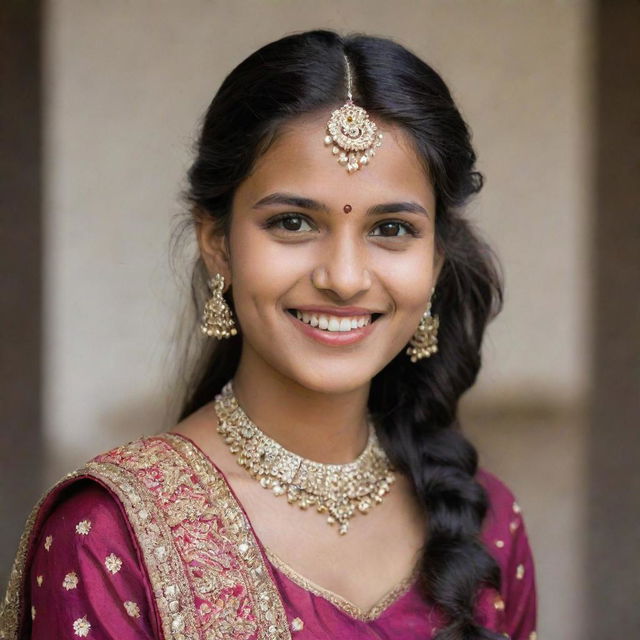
[311,231,372,300]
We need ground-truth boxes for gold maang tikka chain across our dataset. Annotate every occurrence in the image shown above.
[324,55,383,173]
[214,380,396,535]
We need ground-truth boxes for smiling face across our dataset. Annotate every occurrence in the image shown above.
[198,111,443,395]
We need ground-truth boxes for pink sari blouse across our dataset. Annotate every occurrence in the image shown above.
[1,433,537,639]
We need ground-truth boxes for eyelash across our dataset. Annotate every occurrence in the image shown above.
[263,213,420,238]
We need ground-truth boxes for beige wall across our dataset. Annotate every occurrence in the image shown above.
[43,1,593,638]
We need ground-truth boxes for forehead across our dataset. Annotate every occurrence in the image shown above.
[234,112,435,211]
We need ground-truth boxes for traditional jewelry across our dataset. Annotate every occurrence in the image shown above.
[324,55,383,173]
[406,287,439,362]
[213,379,396,535]
[343,204,352,213]
[200,272,238,338]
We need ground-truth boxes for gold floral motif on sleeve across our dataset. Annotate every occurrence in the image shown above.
[105,553,122,574]
[75,520,91,535]
[124,601,141,618]
[62,572,79,590]
[72,615,91,637]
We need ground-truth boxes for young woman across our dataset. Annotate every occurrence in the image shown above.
[1,30,537,640]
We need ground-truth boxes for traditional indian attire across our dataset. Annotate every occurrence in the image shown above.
[0,432,537,639]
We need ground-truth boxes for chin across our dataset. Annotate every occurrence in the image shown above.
[282,362,378,396]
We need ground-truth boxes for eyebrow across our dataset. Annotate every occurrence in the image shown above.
[252,192,431,218]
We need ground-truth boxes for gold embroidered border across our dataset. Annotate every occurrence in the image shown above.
[264,546,420,623]
[160,433,291,640]
[82,458,199,640]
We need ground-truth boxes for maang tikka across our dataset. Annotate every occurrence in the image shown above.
[406,287,439,362]
[324,55,383,173]
[200,273,238,339]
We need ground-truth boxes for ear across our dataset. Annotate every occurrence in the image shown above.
[196,214,232,285]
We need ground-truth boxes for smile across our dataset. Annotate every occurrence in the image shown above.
[285,309,383,346]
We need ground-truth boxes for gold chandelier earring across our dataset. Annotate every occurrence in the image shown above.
[406,287,439,362]
[200,273,238,339]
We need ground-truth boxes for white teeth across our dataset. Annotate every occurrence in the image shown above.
[294,310,372,332]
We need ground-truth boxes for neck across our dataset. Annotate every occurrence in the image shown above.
[231,353,371,464]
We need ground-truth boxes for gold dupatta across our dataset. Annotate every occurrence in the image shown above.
[0,433,292,640]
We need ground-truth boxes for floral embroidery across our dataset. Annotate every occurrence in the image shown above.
[291,617,304,631]
[509,519,519,534]
[105,553,122,574]
[124,600,140,618]
[495,539,505,548]
[75,520,92,535]
[31,606,35,620]
[516,564,525,580]
[63,571,79,590]
[512,501,521,514]
[164,434,292,638]
[73,615,91,636]
[44,535,53,551]
[87,434,292,639]
[36,575,43,587]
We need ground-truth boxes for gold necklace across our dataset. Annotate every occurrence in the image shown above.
[214,380,396,535]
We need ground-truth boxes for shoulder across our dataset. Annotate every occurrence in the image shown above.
[28,434,179,567]
[47,477,124,522]
[475,466,524,532]
[32,478,135,564]
[474,466,534,570]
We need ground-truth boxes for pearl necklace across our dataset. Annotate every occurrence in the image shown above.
[213,380,396,535]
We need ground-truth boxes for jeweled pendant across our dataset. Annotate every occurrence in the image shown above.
[324,101,383,173]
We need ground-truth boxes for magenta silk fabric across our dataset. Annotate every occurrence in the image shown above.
[26,439,537,639]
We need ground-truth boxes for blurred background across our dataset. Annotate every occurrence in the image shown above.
[2,1,638,638]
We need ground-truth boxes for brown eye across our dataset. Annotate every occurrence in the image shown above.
[371,221,416,237]
[264,214,314,233]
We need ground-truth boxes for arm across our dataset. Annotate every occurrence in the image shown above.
[28,480,160,639]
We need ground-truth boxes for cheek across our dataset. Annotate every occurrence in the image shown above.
[228,226,301,318]
[377,248,436,311]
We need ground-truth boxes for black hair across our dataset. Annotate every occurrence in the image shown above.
[178,29,505,640]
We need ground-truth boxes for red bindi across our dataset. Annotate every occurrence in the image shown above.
[343,204,352,214]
